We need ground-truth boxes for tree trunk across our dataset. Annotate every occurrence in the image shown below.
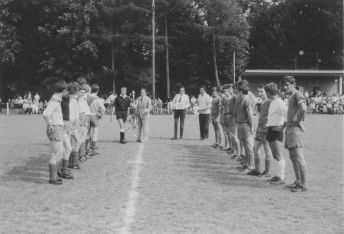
[111,46,116,92]
[212,28,220,87]
[152,0,156,98]
[165,15,170,99]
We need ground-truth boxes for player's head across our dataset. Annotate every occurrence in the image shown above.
[141,88,147,96]
[200,85,207,95]
[67,82,79,96]
[211,87,218,96]
[257,86,267,99]
[52,80,68,96]
[282,75,296,93]
[179,86,185,95]
[78,85,87,98]
[77,77,87,85]
[264,82,279,99]
[91,84,100,94]
[238,83,249,95]
[121,87,127,95]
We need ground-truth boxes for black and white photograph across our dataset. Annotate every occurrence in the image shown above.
[0,0,343,233]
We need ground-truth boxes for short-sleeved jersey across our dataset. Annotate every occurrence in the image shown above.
[287,90,305,124]
[227,94,237,115]
[115,95,131,112]
[236,95,251,122]
[211,95,221,117]
[222,95,232,113]
[257,99,270,127]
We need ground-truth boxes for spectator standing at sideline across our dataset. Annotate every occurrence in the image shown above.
[197,86,212,140]
[171,86,190,140]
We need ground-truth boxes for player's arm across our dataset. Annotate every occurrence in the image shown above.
[42,101,58,125]
[171,95,177,110]
[147,98,153,113]
[246,104,253,131]
[184,95,190,109]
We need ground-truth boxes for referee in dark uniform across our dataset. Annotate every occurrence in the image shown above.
[113,87,131,144]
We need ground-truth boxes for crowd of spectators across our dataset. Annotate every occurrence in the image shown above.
[5,91,47,114]
[279,90,344,114]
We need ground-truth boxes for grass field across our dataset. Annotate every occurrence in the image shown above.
[0,114,343,234]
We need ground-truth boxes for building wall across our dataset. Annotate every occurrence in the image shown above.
[243,76,340,96]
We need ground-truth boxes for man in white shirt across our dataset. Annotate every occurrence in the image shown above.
[197,86,212,140]
[42,80,68,185]
[171,86,190,139]
[265,82,288,185]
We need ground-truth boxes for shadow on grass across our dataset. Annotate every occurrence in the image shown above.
[179,144,272,189]
[1,154,48,184]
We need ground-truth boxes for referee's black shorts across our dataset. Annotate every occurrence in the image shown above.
[116,111,128,122]
[266,126,284,142]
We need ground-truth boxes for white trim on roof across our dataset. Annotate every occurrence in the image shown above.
[243,69,344,76]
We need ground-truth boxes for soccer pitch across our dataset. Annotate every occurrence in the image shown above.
[0,114,343,234]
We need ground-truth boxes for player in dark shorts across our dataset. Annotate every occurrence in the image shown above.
[113,87,131,144]
[282,76,308,192]
[234,82,254,173]
[264,82,288,185]
[247,86,273,177]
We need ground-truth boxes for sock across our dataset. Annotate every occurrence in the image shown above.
[277,159,286,180]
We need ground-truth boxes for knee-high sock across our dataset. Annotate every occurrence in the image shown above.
[277,159,286,180]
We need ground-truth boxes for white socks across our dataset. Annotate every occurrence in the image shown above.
[277,158,286,180]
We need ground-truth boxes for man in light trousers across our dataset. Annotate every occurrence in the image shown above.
[136,88,152,143]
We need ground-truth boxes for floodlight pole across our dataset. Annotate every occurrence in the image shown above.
[233,51,236,84]
[152,0,156,98]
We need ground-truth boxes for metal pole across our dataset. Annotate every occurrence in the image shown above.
[152,0,156,98]
[165,15,170,98]
[233,51,235,84]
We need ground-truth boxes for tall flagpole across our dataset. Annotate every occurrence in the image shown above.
[152,0,156,98]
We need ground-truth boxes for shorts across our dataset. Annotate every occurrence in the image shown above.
[237,122,252,140]
[89,115,99,128]
[224,114,237,136]
[116,111,128,122]
[285,126,304,149]
[46,125,65,141]
[63,121,76,136]
[80,115,90,128]
[255,125,267,142]
[266,126,284,142]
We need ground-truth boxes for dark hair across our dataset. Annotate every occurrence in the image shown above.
[258,85,264,89]
[141,87,147,92]
[52,80,67,93]
[91,84,100,93]
[211,87,217,92]
[200,85,207,91]
[264,82,279,96]
[282,76,296,85]
[67,82,79,94]
[239,84,249,95]
[77,77,87,85]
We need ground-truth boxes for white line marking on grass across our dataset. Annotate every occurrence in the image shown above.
[119,143,144,234]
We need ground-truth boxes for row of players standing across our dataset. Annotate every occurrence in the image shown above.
[171,76,308,192]
[42,78,151,185]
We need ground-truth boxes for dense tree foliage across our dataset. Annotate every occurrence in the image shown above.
[0,0,342,99]
[244,0,343,69]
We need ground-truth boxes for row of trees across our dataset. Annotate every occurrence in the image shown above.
[0,0,342,99]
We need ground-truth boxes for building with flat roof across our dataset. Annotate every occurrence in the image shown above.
[241,69,344,96]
